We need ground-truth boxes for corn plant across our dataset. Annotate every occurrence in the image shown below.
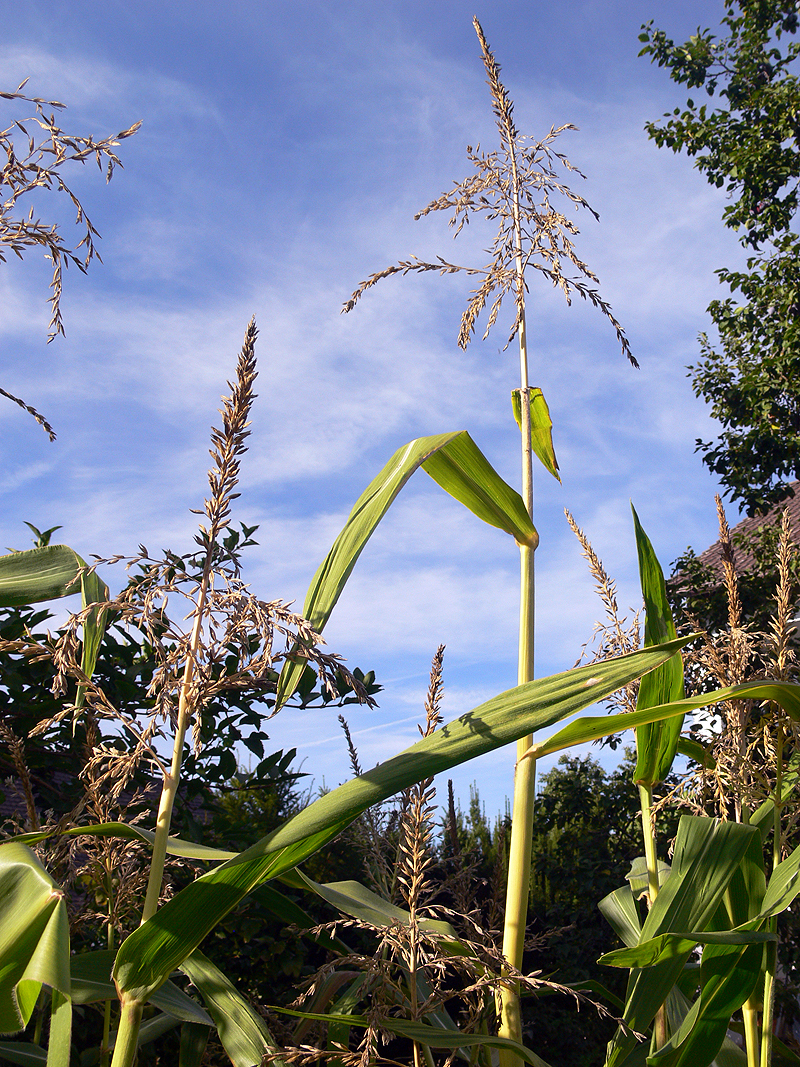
[1,308,780,1067]
[341,18,636,1059]
[3,22,800,1067]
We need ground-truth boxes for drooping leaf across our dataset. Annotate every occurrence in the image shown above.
[114,638,692,1003]
[270,1008,552,1067]
[180,950,285,1067]
[0,543,110,710]
[0,843,71,1034]
[511,386,560,482]
[276,430,536,706]
[631,504,684,786]
[0,545,89,607]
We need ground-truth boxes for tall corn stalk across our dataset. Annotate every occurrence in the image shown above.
[345,17,634,1060]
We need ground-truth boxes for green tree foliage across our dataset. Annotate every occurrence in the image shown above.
[640,1,800,514]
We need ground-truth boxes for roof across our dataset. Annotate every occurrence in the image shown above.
[695,483,800,578]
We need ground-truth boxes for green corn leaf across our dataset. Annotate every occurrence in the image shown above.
[180,950,285,1067]
[676,736,716,770]
[646,941,764,1067]
[70,950,212,1025]
[757,836,800,919]
[293,871,465,949]
[631,504,684,787]
[527,680,800,762]
[0,1043,46,1066]
[270,1009,552,1067]
[512,387,560,482]
[0,545,88,607]
[45,989,71,1067]
[9,823,238,862]
[751,750,800,843]
[276,430,536,707]
[0,543,110,710]
[179,1023,211,1067]
[598,885,643,949]
[605,816,760,1067]
[0,843,71,1034]
[600,929,774,969]
[113,638,691,1003]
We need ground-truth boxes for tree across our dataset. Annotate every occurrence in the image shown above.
[640,1,800,515]
[1,81,140,438]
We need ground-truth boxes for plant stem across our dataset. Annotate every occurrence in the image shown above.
[743,1003,761,1067]
[638,782,667,1049]
[760,733,784,1067]
[499,169,537,1060]
[109,998,143,1067]
[140,562,212,923]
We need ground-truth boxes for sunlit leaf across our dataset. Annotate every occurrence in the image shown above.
[511,386,560,482]
[115,639,691,1003]
[276,430,536,706]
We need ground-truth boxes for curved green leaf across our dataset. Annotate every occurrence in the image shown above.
[114,638,691,1003]
[512,387,560,482]
[276,430,536,707]
[600,929,774,970]
[0,545,87,607]
[0,843,70,1034]
[180,950,284,1067]
[0,543,111,709]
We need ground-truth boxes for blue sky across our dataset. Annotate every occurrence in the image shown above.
[1,1,746,818]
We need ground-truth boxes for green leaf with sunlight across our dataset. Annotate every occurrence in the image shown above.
[512,387,560,481]
[113,638,691,1003]
[631,504,684,786]
[0,542,111,709]
[10,822,238,862]
[0,843,70,1034]
[605,816,760,1067]
[276,430,536,707]
[600,929,774,969]
[647,941,765,1067]
[526,680,800,762]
